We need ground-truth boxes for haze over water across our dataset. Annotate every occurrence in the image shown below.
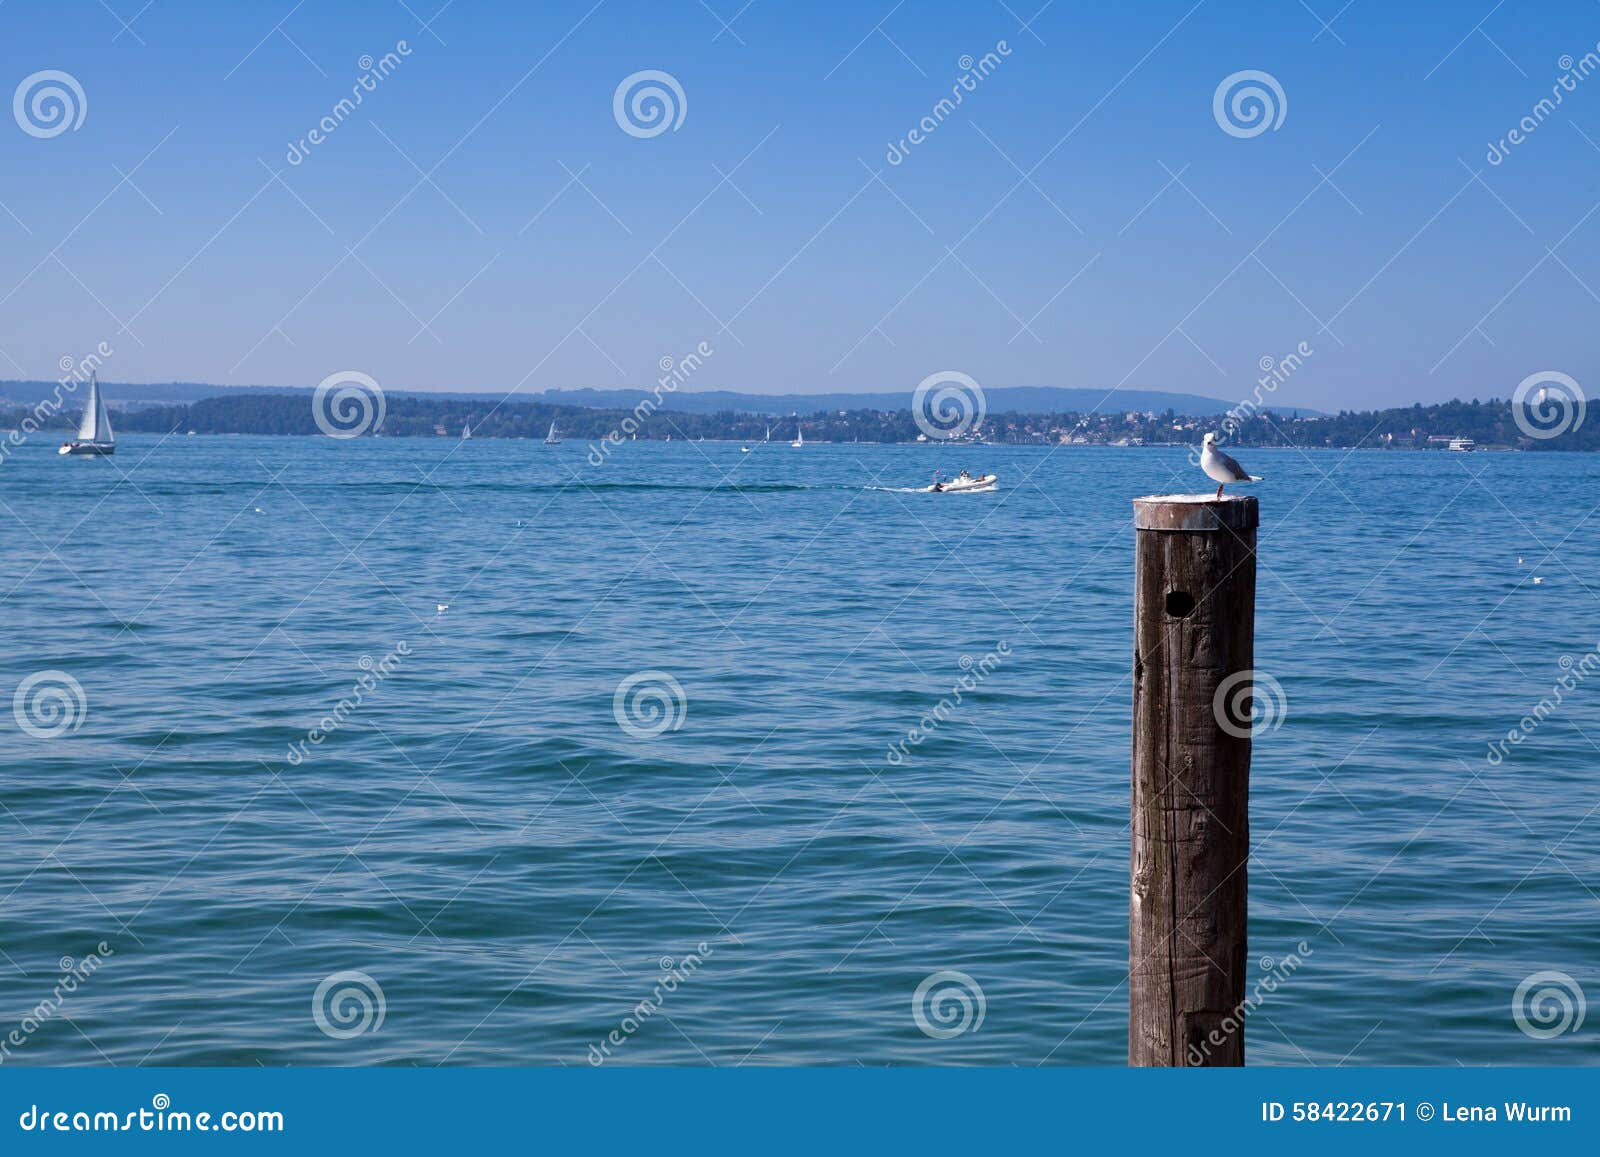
[2,436,1595,1065]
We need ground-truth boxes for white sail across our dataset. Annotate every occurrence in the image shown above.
[76,374,98,440]
[77,373,112,443]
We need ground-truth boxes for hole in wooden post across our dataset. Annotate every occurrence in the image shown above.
[1165,590,1196,618]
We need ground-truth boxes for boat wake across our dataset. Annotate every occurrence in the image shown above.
[865,484,999,494]
[524,481,817,493]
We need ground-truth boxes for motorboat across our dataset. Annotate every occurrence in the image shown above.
[927,470,996,493]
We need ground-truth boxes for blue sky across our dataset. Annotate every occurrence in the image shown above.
[1,0,1597,411]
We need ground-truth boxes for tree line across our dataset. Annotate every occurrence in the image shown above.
[3,392,1593,449]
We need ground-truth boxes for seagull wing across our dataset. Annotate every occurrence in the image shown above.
[1215,449,1254,481]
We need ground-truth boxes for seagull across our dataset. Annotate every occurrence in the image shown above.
[436,603,449,614]
[1532,577,1544,585]
[1200,433,1262,499]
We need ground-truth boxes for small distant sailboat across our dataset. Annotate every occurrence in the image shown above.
[790,420,804,449]
[763,424,771,443]
[59,372,116,456]
[462,422,472,440]
[544,420,561,444]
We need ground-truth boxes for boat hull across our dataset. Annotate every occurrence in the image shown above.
[927,474,997,493]
[59,442,116,456]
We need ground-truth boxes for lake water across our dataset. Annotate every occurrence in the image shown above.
[2,434,1596,1066]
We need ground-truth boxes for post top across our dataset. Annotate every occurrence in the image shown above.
[1132,494,1259,532]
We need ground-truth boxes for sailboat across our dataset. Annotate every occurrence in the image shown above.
[544,420,561,444]
[790,419,804,449]
[462,422,472,440]
[59,373,116,456]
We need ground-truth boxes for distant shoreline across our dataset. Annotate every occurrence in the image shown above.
[10,429,1557,453]
[3,392,1590,451]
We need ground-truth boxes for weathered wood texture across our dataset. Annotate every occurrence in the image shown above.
[1129,495,1257,1066]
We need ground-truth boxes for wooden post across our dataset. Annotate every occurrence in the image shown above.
[1129,494,1257,1066]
